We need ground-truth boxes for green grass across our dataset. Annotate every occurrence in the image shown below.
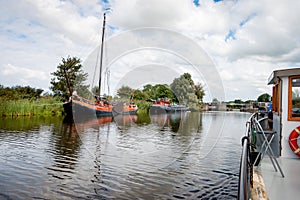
[135,100,152,114]
[0,97,64,117]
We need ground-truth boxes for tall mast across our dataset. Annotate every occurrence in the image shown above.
[98,12,106,97]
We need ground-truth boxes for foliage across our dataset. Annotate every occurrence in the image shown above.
[194,83,205,102]
[170,73,204,111]
[91,86,99,96]
[0,84,44,100]
[153,84,175,100]
[117,85,134,99]
[50,56,89,101]
[140,84,175,101]
[257,93,271,102]
[234,99,243,104]
[132,90,148,100]
[135,100,152,113]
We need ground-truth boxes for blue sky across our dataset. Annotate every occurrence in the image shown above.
[1,0,300,101]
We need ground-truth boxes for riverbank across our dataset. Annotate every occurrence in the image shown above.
[0,98,63,117]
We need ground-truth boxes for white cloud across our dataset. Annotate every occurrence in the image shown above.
[1,0,300,101]
[1,64,49,89]
[2,64,47,79]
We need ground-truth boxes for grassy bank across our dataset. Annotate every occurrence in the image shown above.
[135,100,152,114]
[0,98,64,117]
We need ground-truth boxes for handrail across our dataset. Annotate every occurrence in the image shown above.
[238,112,257,200]
[238,136,249,200]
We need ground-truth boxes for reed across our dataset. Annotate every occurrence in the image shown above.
[0,98,64,117]
[135,100,152,114]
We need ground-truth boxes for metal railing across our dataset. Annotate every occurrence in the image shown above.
[238,113,257,200]
[238,135,250,199]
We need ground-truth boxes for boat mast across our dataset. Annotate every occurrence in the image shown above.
[98,12,106,97]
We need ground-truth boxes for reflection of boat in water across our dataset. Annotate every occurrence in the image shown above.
[63,114,137,131]
[150,98,189,114]
[63,12,137,117]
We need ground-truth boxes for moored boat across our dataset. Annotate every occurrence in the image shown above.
[63,94,113,117]
[112,101,138,115]
[63,12,138,117]
[150,98,189,114]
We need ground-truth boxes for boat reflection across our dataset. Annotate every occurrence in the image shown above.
[63,114,138,132]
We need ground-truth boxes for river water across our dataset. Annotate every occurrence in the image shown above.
[0,112,250,200]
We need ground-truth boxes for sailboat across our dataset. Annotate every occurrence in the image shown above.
[63,12,138,117]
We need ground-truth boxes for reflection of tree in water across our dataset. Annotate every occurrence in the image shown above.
[134,112,151,125]
[169,112,203,134]
[149,112,203,135]
[47,117,82,178]
[0,116,60,131]
[169,114,181,132]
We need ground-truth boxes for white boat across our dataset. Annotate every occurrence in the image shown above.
[239,68,300,199]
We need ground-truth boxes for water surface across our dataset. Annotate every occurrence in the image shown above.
[0,112,249,199]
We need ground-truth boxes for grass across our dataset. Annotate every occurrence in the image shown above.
[135,100,152,114]
[0,97,64,117]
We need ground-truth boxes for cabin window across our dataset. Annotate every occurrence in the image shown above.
[272,83,280,113]
[288,76,300,121]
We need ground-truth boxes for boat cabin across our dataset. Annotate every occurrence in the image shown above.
[268,68,300,158]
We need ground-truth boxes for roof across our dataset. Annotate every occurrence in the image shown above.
[268,68,300,85]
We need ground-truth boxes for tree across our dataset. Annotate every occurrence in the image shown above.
[50,56,89,101]
[132,89,148,100]
[91,86,99,96]
[153,84,174,100]
[234,99,243,104]
[0,85,43,100]
[257,93,271,102]
[117,85,133,99]
[142,84,155,100]
[170,73,204,111]
[194,83,205,103]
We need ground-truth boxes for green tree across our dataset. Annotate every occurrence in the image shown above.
[194,83,205,102]
[91,86,99,96]
[170,73,203,111]
[234,99,243,104]
[0,85,43,100]
[257,93,271,102]
[153,84,174,100]
[142,84,155,100]
[117,85,133,99]
[50,56,89,101]
[132,89,148,100]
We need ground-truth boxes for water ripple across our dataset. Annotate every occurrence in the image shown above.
[0,112,249,199]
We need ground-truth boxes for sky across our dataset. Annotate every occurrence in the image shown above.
[1,0,300,102]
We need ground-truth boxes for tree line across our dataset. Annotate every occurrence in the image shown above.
[0,85,44,100]
[116,73,205,111]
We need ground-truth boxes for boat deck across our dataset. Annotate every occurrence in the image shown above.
[260,157,300,199]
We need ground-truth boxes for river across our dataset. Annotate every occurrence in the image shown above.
[0,111,250,199]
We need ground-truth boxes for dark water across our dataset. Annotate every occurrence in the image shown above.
[0,112,250,200]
